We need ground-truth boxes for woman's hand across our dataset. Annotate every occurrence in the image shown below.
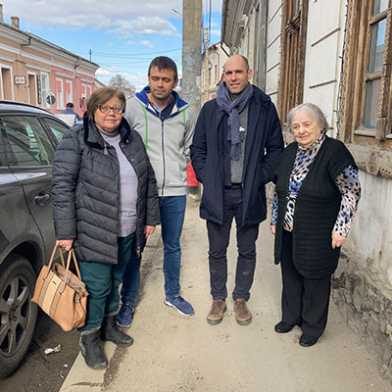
[331,232,346,249]
[270,224,276,236]
[144,225,155,239]
[56,239,73,251]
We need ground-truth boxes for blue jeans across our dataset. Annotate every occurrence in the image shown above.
[120,195,186,303]
[160,195,186,298]
[79,232,136,333]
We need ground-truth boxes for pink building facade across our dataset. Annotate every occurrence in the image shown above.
[0,10,98,117]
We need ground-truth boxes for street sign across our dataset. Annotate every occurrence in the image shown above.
[46,93,56,105]
[14,75,26,85]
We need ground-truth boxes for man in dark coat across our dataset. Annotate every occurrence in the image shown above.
[190,54,284,326]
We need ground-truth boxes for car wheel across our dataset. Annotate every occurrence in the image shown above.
[0,254,38,378]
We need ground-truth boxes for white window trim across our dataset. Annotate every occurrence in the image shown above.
[65,79,73,105]
[40,71,51,108]
[55,77,64,110]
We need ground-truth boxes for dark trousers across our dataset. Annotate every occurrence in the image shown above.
[280,230,331,338]
[207,188,259,301]
[79,233,135,333]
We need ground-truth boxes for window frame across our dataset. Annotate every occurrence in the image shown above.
[0,114,55,168]
[278,0,309,124]
[40,116,69,145]
[339,0,392,145]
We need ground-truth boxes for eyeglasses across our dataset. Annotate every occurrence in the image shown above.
[98,105,123,114]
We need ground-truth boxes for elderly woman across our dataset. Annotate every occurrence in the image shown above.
[52,87,159,369]
[271,103,361,347]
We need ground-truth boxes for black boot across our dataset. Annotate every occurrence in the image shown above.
[102,316,134,346]
[79,330,108,369]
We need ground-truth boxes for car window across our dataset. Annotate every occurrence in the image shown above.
[2,116,54,166]
[42,117,68,142]
[0,132,6,167]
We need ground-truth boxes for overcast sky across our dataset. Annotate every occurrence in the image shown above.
[2,0,222,89]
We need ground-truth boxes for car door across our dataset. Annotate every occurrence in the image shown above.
[0,127,36,264]
[1,115,56,261]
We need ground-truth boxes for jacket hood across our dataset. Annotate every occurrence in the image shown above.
[82,114,133,148]
[135,86,188,118]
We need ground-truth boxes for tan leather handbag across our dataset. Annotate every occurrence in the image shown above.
[32,244,88,332]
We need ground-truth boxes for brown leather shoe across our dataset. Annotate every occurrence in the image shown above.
[234,299,252,325]
[207,300,226,325]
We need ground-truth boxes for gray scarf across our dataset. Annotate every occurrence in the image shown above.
[216,82,253,161]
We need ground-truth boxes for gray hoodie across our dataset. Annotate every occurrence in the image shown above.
[125,88,194,197]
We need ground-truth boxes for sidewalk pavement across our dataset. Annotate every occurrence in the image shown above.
[60,198,391,392]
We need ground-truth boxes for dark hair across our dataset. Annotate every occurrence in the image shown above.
[66,102,74,108]
[86,87,126,119]
[148,56,178,81]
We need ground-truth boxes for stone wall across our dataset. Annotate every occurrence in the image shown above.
[332,253,392,382]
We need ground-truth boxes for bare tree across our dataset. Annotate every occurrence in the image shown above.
[108,74,136,97]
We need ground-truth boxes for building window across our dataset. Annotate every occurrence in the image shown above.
[1,66,13,100]
[27,73,38,106]
[38,72,50,108]
[55,78,64,110]
[81,83,92,100]
[339,1,392,144]
[65,80,73,105]
[80,83,92,112]
[278,0,309,123]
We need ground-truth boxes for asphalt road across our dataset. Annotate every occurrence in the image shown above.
[0,302,79,392]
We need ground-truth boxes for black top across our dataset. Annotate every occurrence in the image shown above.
[274,136,357,278]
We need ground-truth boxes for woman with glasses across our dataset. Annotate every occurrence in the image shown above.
[52,87,160,369]
[271,103,361,347]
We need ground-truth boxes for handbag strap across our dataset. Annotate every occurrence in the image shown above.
[57,248,79,292]
[47,243,66,270]
[70,249,82,279]
[63,248,82,278]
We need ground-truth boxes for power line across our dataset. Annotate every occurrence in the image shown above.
[92,47,181,58]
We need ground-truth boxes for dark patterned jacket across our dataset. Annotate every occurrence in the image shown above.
[52,116,160,264]
[274,137,357,278]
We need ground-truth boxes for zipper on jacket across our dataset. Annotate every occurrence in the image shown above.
[160,118,166,196]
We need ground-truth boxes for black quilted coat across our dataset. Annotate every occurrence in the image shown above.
[52,116,160,264]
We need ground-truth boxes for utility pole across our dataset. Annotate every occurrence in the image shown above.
[89,49,92,62]
[182,0,202,114]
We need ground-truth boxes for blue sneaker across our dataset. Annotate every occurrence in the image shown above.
[165,296,194,316]
[116,303,135,328]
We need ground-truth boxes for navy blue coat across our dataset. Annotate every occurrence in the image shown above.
[190,86,284,226]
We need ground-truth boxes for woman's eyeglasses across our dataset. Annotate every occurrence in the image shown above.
[98,105,123,114]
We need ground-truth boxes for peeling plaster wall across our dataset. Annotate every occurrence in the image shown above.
[339,170,392,299]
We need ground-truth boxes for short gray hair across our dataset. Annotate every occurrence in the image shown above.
[287,103,329,132]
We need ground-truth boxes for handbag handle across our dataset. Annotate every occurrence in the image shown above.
[47,244,81,280]
[46,243,66,274]
[66,249,82,279]
[59,248,83,292]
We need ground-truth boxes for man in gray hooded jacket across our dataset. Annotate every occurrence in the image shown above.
[117,57,194,326]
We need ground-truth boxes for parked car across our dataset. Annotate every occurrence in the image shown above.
[0,101,69,378]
